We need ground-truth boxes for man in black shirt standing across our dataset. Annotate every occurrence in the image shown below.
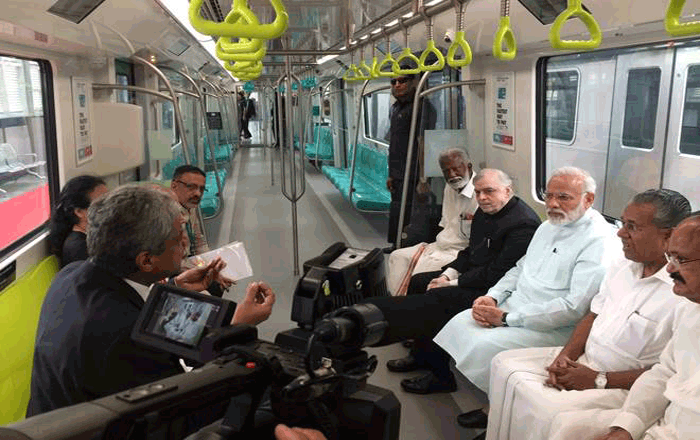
[386,70,437,252]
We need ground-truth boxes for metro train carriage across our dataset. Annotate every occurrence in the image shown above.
[0,0,699,438]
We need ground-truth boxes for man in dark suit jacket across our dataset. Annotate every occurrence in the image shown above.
[363,169,541,394]
[27,185,276,417]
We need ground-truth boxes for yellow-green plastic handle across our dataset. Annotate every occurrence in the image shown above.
[493,16,517,61]
[447,31,473,67]
[225,60,263,74]
[215,3,263,53]
[357,60,373,80]
[376,53,398,77]
[369,56,381,78]
[665,0,700,36]
[343,65,362,82]
[189,0,289,39]
[216,39,266,61]
[393,48,421,75]
[549,0,602,50]
[418,39,446,71]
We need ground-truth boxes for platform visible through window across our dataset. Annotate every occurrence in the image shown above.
[0,56,52,253]
[545,70,579,142]
[680,65,700,156]
[622,68,661,150]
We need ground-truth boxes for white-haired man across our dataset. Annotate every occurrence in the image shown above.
[483,189,691,440]
[433,167,621,435]
[386,147,477,295]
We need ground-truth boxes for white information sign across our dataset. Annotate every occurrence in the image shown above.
[492,72,515,151]
[71,77,93,165]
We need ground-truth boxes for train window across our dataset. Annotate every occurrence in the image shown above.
[545,70,579,143]
[621,68,661,150]
[363,90,391,145]
[0,55,57,256]
[680,65,700,156]
[115,59,136,104]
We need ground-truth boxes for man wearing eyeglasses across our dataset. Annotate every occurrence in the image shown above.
[385,67,436,252]
[541,213,700,440]
[171,165,210,257]
[482,189,690,440]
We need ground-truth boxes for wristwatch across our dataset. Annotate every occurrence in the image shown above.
[501,312,509,327]
[595,371,608,389]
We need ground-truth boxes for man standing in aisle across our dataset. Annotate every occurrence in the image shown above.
[385,68,436,252]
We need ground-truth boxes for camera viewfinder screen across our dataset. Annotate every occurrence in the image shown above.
[145,292,220,347]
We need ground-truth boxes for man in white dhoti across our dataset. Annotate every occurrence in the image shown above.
[386,148,477,295]
[483,189,691,440]
[432,167,620,434]
[547,214,700,440]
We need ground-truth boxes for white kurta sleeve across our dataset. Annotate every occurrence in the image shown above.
[486,255,524,305]
[609,338,675,439]
[505,243,607,330]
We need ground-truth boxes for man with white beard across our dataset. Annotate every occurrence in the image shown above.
[433,167,621,437]
[386,148,478,295]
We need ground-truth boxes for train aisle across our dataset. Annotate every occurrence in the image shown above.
[205,146,485,439]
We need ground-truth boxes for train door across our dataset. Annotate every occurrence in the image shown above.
[663,45,700,209]
[602,49,674,214]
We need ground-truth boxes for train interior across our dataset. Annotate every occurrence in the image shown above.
[1,0,700,438]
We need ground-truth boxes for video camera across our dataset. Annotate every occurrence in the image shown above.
[1,244,398,440]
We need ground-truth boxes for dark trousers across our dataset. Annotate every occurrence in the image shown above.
[388,178,414,245]
[363,272,486,380]
[240,118,252,138]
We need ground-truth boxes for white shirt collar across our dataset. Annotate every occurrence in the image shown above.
[458,172,476,198]
[630,260,674,286]
[123,278,152,301]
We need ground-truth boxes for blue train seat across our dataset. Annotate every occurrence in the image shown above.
[305,126,334,162]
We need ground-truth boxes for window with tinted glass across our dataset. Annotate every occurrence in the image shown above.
[363,90,391,144]
[545,70,579,142]
[0,55,57,256]
[680,65,700,156]
[621,68,661,150]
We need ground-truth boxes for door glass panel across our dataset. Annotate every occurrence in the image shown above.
[680,65,700,156]
[545,70,579,142]
[622,68,661,150]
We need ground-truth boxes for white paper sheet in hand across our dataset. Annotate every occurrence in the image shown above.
[186,241,253,281]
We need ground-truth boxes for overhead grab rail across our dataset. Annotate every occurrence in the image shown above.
[447,0,473,67]
[393,19,422,75]
[549,0,602,50]
[665,0,700,36]
[493,0,517,61]
[189,0,289,40]
[418,1,445,72]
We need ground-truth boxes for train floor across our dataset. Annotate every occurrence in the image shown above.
[204,146,487,439]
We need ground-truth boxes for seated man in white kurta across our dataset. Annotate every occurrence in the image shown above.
[386,147,477,295]
[547,214,700,440]
[484,189,691,440]
[433,167,621,428]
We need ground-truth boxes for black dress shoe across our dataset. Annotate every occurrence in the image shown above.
[457,409,488,429]
[400,372,457,394]
[386,355,426,373]
[471,432,486,440]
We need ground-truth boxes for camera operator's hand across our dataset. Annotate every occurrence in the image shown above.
[274,424,327,440]
[232,281,275,326]
[175,257,226,292]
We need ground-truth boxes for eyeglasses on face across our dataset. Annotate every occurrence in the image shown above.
[665,252,700,266]
[539,190,578,203]
[390,77,411,86]
[175,180,207,193]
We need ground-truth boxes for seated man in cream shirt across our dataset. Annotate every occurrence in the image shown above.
[548,214,700,440]
[386,147,477,295]
[483,189,691,440]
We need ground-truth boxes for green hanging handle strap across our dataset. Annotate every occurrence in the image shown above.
[357,59,373,80]
[225,60,263,74]
[370,56,381,79]
[393,23,421,75]
[549,0,602,50]
[418,14,445,71]
[665,0,700,36]
[216,39,266,61]
[493,15,517,61]
[377,31,398,77]
[447,2,473,68]
[189,0,289,39]
[215,4,263,53]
